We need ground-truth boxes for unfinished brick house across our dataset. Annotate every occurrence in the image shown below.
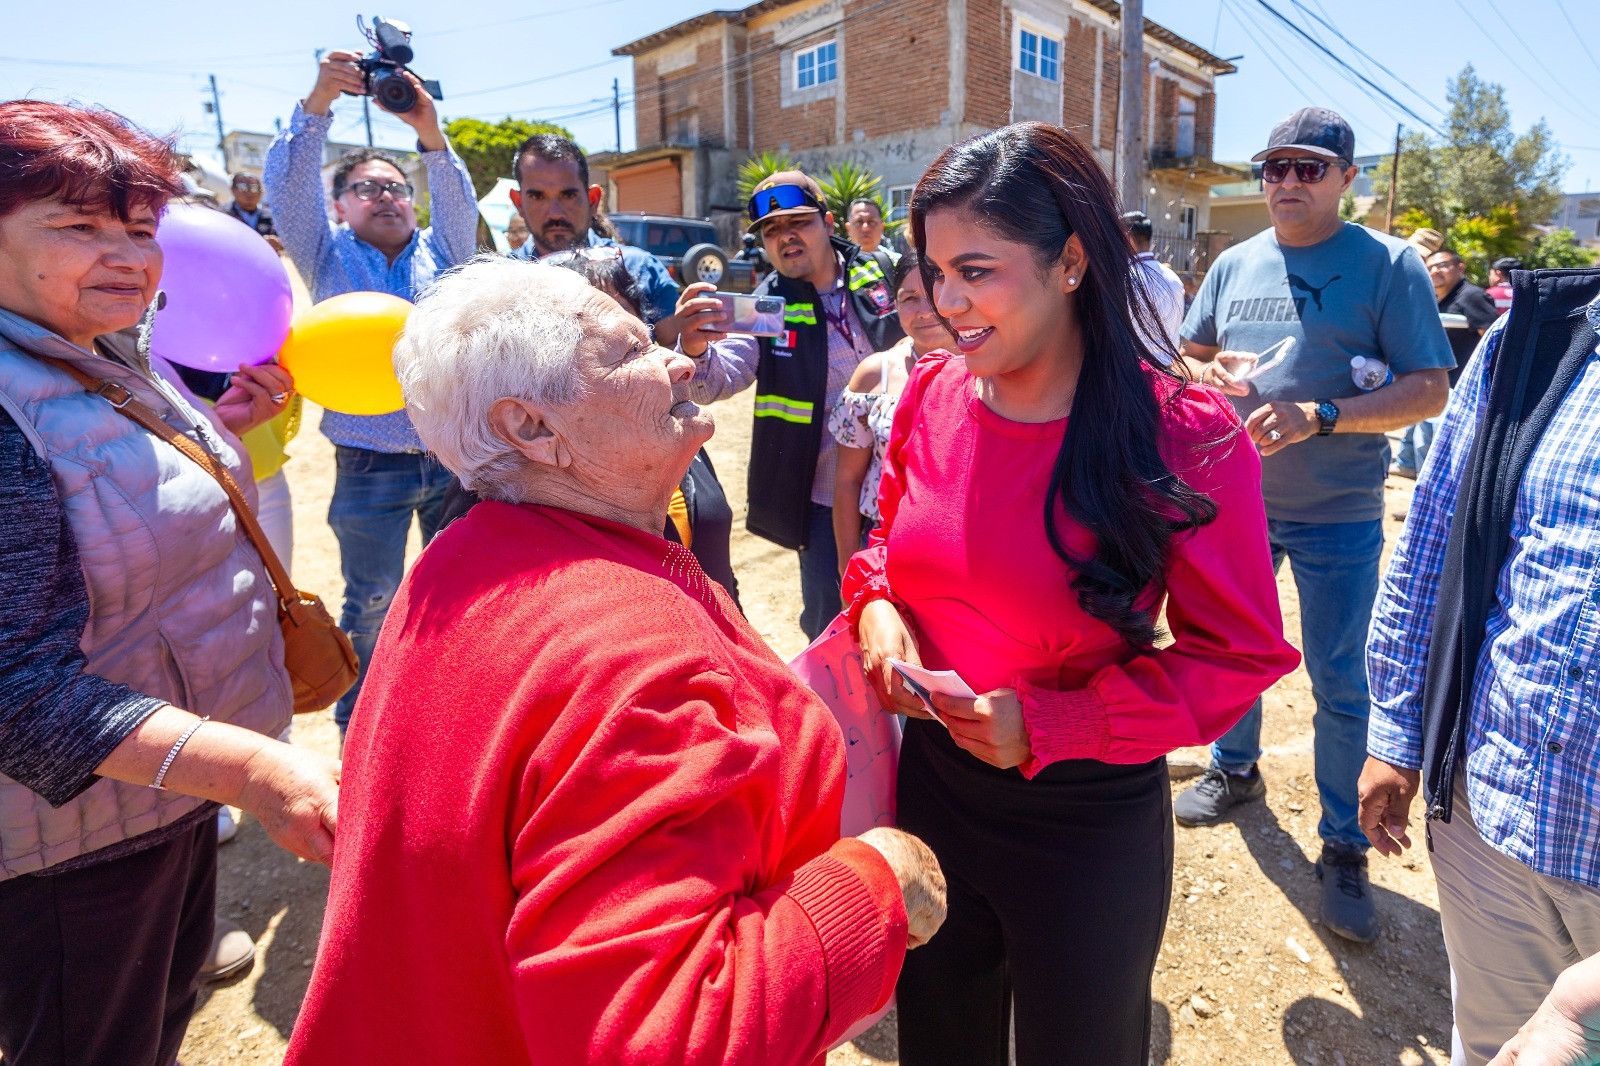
[599,0,1245,271]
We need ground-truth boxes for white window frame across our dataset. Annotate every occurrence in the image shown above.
[794,40,838,91]
[1015,18,1064,83]
[887,184,914,224]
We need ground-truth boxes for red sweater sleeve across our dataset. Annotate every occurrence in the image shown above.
[1016,402,1301,775]
[504,664,907,1064]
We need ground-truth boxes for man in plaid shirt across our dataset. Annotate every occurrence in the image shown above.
[1364,274,1600,1065]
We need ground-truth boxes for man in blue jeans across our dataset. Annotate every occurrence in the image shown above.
[265,48,478,735]
[1176,107,1454,941]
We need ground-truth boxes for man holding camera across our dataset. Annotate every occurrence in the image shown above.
[678,171,903,641]
[265,49,477,737]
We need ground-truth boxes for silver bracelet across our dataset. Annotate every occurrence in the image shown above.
[151,716,210,790]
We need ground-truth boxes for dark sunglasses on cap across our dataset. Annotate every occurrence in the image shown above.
[1261,158,1343,184]
[747,183,823,223]
[345,179,415,202]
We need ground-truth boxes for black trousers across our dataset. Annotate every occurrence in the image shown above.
[895,719,1173,1066]
[0,818,217,1066]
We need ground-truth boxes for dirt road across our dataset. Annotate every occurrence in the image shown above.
[181,394,1450,1066]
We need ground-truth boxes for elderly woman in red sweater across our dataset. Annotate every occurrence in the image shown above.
[286,257,944,1066]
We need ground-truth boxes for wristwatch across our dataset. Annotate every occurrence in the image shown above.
[1314,399,1340,436]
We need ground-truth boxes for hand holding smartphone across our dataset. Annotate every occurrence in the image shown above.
[711,293,787,338]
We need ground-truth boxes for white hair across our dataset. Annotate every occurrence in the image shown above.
[395,256,590,500]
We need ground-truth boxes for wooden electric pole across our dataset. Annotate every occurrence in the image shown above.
[1116,0,1145,212]
[1385,124,1402,233]
[208,74,225,154]
[613,79,623,153]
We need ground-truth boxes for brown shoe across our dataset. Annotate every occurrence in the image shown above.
[201,917,256,983]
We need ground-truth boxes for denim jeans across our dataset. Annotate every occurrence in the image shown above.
[798,503,841,642]
[328,446,452,731]
[1394,415,1441,475]
[1211,517,1383,850]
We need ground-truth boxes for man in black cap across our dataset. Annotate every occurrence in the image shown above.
[1174,107,1455,943]
[1487,256,1520,317]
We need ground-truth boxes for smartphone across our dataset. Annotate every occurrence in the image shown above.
[712,293,787,337]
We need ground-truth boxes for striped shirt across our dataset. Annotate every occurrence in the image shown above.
[1368,296,1600,886]
[264,105,479,454]
[688,256,874,507]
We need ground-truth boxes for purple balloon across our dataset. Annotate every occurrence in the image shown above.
[150,202,294,371]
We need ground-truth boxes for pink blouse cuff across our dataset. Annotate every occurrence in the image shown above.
[843,572,895,635]
[1015,679,1111,778]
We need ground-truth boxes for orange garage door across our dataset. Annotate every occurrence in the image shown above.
[613,158,683,215]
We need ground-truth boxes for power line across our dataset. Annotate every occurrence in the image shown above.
[1554,0,1600,82]
[1245,0,1441,135]
[1443,0,1594,125]
[1285,0,1442,115]
[449,58,627,101]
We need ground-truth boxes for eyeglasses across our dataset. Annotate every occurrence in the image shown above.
[540,245,624,266]
[344,179,415,202]
[747,183,823,223]
[232,180,262,191]
[1261,158,1339,184]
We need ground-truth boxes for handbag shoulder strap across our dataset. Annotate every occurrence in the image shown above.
[36,356,307,620]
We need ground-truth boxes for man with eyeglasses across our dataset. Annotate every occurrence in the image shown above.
[225,172,275,239]
[1175,107,1454,943]
[265,47,478,739]
[678,171,904,641]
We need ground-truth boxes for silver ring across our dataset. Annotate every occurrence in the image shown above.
[270,392,290,404]
[1267,429,1282,442]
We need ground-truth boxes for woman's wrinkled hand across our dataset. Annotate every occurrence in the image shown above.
[856,598,931,719]
[215,362,293,436]
[1489,954,1600,1065]
[858,827,947,949]
[235,741,340,864]
[930,689,1031,770]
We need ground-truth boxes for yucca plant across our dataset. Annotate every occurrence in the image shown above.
[816,161,901,238]
[736,150,800,203]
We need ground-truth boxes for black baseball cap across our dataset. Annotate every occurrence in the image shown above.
[1251,107,1355,165]
[1492,257,1524,272]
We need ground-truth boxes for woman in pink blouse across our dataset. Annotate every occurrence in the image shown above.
[842,123,1300,1065]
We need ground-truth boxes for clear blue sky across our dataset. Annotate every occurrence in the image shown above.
[5,0,1599,190]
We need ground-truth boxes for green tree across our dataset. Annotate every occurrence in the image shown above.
[1522,228,1598,271]
[816,161,902,238]
[736,150,798,202]
[443,116,578,198]
[1372,66,1566,235]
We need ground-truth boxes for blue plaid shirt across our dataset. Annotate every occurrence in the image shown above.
[264,104,479,453]
[1368,296,1600,886]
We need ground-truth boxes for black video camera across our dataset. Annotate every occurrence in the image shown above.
[352,15,442,115]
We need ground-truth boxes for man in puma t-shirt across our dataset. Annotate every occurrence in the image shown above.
[1174,108,1454,944]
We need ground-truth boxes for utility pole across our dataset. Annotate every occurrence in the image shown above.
[1116,0,1145,212]
[1385,124,1402,234]
[613,78,622,154]
[207,74,225,156]
[363,96,375,147]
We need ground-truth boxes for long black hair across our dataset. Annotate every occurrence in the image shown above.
[910,122,1218,648]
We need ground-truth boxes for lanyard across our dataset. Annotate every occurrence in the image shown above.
[820,290,857,350]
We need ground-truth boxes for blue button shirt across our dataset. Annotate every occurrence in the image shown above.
[264,105,480,453]
[511,230,682,327]
[1369,297,1600,886]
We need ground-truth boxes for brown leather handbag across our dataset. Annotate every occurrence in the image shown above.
[42,358,359,713]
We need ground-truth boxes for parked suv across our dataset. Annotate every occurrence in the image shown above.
[608,212,755,294]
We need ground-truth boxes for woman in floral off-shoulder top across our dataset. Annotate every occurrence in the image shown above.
[840,124,1300,1066]
[828,251,948,582]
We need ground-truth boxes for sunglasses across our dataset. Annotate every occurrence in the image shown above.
[747,183,823,223]
[345,179,415,202]
[541,245,624,266]
[232,180,262,191]
[1261,158,1341,184]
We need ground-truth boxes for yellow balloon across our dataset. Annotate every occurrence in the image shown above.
[277,292,412,416]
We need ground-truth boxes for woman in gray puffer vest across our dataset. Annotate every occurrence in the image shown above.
[0,100,341,1066]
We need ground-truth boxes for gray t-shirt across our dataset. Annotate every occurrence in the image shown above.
[1182,223,1454,523]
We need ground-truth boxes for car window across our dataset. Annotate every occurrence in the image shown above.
[646,223,715,257]
[610,218,646,247]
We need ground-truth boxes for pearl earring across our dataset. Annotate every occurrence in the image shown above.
[1068,277,1077,285]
